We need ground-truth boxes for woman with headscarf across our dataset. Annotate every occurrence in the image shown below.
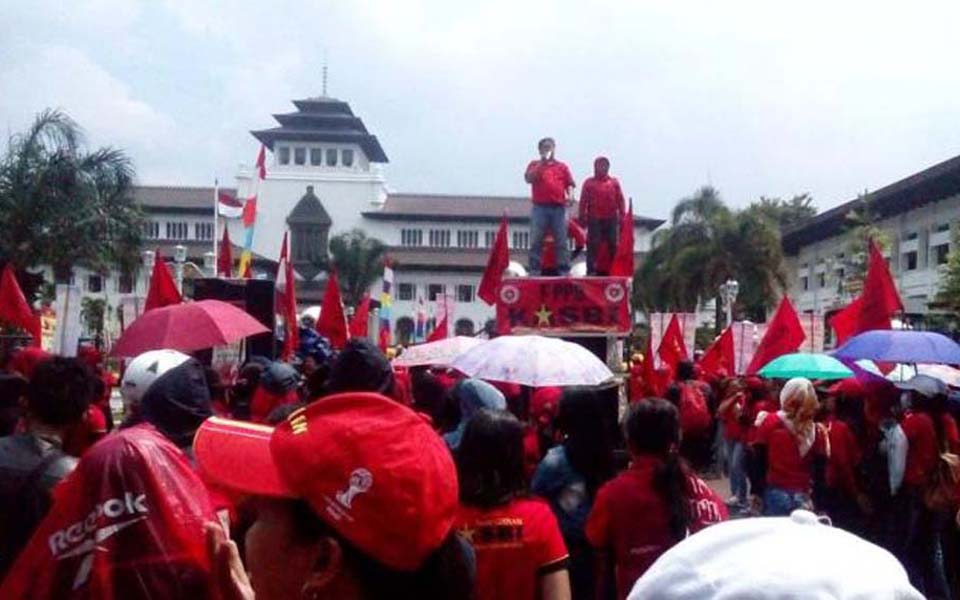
[750,377,830,516]
[443,379,506,451]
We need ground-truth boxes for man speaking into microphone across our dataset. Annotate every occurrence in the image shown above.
[524,137,575,276]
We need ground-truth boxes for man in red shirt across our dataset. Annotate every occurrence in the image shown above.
[525,137,575,276]
[578,156,625,275]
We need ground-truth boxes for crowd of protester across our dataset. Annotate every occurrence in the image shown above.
[0,329,944,598]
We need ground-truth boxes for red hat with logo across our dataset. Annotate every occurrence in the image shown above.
[194,392,458,572]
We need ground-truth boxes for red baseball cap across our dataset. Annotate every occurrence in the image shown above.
[194,392,458,572]
[531,386,562,425]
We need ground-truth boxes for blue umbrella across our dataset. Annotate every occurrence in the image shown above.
[833,330,960,365]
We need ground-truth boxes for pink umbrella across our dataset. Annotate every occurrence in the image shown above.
[111,300,269,357]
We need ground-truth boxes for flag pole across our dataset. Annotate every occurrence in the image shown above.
[213,178,219,275]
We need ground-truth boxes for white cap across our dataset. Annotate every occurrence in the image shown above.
[120,349,191,410]
[628,510,922,600]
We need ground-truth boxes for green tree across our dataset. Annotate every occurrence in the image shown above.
[0,109,143,292]
[80,297,106,338]
[840,191,891,294]
[634,186,787,324]
[933,224,960,317]
[328,229,387,308]
[744,193,817,230]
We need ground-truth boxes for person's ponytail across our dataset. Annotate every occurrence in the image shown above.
[654,449,692,541]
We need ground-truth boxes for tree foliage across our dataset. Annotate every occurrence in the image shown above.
[744,193,817,230]
[841,191,891,292]
[634,186,788,323]
[0,109,143,288]
[933,224,960,317]
[328,229,387,308]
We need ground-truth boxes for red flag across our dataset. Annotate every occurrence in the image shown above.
[642,336,664,397]
[217,226,233,277]
[478,214,509,305]
[240,260,252,279]
[657,314,688,376]
[242,195,258,228]
[830,239,904,344]
[699,326,735,377]
[276,233,298,360]
[378,325,391,351]
[426,316,448,342]
[0,264,40,346]
[610,200,635,277]
[317,269,349,349]
[255,144,267,180]
[144,250,182,312]
[746,296,806,374]
[349,293,371,337]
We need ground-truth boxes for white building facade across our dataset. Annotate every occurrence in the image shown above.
[783,154,960,335]
[67,95,663,343]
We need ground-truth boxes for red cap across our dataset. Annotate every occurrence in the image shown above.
[744,376,766,391]
[828,377,865,399]
[194,392,458,572]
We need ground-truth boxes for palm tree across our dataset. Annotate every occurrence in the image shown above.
[328,229,387,308]
[634,186,787,324]
[0,109,142,295]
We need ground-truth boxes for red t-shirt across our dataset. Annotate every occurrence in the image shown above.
[456,497,568,600]
[902,411,960,487]
[586,457,728,599]
[825,417,862,496]
[579,176,625,220]
[718,393,744,442]
[526,160,574,205]
[754,413,828,493]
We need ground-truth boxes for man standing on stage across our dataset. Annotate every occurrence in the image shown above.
[579,156,625,276]
[525,137,575,276]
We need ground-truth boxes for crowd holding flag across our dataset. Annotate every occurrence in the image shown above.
[746,296,805,374]
[317,269,349,349]
[349,293,371,338]
[478,214,509,305]
[609,199,635,278]
[700,325,735,377]
[0,264,41,346]
[275,232,298,359]
[378,262,394,350]
[217,227,233,278]
[143,250,182,312]
[829,239,904,344]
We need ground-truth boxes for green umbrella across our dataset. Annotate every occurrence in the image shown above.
[758,353,853,381]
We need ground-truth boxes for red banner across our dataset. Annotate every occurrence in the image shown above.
[496,277,631,334]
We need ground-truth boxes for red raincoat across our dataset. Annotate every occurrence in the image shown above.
[1,424,217,599]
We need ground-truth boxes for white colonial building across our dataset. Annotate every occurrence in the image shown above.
[81,95,662,344]
[783,153,960,333]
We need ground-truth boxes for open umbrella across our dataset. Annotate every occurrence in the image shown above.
[393,336,485,367]
[111,300,269,357]
[833,330,960,365]
[450,335,613,387]
[758,353,853,380]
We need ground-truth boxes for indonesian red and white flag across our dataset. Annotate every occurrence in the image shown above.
[216,191,243,219]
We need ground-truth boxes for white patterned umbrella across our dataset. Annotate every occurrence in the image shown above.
[393,336,486,367]
[450,335,614,387]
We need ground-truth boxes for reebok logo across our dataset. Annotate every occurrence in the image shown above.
[48,492,149,557]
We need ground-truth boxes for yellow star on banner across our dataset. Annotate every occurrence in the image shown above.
[534,304,552,327]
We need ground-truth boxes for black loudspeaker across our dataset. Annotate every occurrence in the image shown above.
[193,278,276,360]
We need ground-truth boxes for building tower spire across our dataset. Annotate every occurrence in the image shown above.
[322,50,328,97]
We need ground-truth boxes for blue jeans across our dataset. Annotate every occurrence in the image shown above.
[763,486,811,516]
[726,440,748,503]
[529,204,569,275]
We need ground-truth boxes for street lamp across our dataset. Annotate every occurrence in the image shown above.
[720,278,739,327]
[202,251,216,277]
[174,245,187,293]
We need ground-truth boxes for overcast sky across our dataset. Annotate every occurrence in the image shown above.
[3,1,959,219]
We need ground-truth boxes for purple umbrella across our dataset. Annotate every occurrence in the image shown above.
[833,330,960,365]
